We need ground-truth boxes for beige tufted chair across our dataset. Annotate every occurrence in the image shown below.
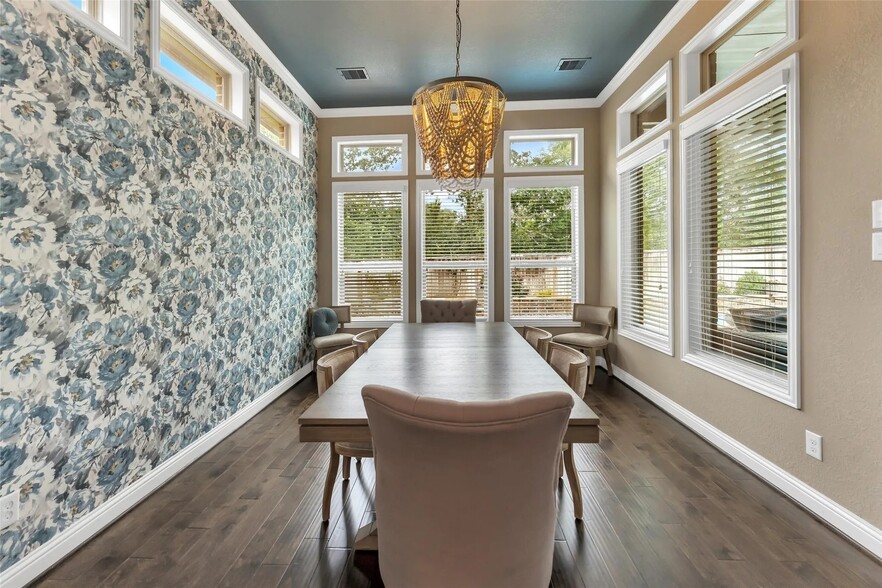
[316,345,372,522]
[362,385,573,588]
[545,342,588,490]
[523,326,553,361]
[552,304,616,385]
[308,305,355,370]
[352,328,379,357]
[419,298,478,323]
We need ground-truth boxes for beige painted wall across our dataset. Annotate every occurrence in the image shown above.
[316,109,600,324]
[598,0,882,527]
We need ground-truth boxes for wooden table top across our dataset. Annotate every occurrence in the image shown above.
[299,322,601,431]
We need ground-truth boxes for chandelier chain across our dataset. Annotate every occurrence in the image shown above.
[455,0,461,77]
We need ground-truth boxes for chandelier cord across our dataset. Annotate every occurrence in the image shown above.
[454,0,461,77]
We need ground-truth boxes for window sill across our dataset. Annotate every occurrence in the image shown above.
[619,328,672,356]
[153,68,248,129]
[257,134,302,165]
[507,319,580,328]
[681,350,797,408]
[348,320,402,329]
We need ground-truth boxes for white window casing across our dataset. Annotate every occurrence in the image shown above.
[256,81,304,164]
[503,128,584,173]
[617,132,673,355]
[51,0,134,54]
[332,135,408,178]
[504,175,584,326]
[679,54,799,407]
[416,179,494,321]
[616,61,672,157]
[332,180,409,326]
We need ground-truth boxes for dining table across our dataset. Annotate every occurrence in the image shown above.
[298,321,601,549]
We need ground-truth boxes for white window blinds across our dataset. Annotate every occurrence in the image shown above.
[334,185,406,322]
[619,140,671,352]
[684,88,790,388]
[418,182,491,319]
[507,178,582,322]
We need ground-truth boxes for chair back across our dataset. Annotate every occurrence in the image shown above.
[572,304,616,338]
[315,345,359,395]
[523,326,553,361]
[419,298,478,323]
[308,305,351,332]
[352,329,379,356]
[546,342,589,398]
[362,385,573,588]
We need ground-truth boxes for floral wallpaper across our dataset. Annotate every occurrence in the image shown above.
[0,0,317,572]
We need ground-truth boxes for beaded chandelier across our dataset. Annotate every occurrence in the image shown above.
[412,0,505,189]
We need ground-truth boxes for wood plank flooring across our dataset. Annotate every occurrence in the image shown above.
[34,371,882,587]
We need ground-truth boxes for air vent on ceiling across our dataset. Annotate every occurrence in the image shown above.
[337,67,369,81]
[556,58,591,72]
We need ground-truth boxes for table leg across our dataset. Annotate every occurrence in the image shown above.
[563,444,583,520]
[322,443,339,522]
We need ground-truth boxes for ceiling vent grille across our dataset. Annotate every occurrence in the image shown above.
[556,58,590,72]
[338,67,369,80]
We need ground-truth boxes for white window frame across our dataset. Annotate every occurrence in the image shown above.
[680,0,798,116]
[503,175,584,327]
[52,0,134,54]
[617,132,673,356]
[503,128,584,174]
[331,180,409,327]
[332,135,409,178]
[151,0,250,127]
[679,54,800,407]
[416,142,494,176]
[415,178,494,322]
[616,61,672,157]
[256,81,303,165]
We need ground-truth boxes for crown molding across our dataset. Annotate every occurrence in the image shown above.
[209,0,321,116]
[213,0,696,119]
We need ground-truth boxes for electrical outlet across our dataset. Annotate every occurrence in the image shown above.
[873,233,882,262]
[0,490,19,530]
[872,200,882,229]
[805,430,823,461]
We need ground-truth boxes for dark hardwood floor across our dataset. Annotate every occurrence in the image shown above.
[34,371,882,587]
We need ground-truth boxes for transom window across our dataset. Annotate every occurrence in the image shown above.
[681,56,798,407]
[616,61,671,155]
[503,129,584,173]
[417,180,493,320]
[618,133,672,355]
[504,176,583,324]
[332,135,408,178]
[332,181,408,324]
[256,82,304,164]
[151,0,249,125]
[53,0,133,52]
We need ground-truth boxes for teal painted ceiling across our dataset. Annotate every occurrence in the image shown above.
[230,0,677,109]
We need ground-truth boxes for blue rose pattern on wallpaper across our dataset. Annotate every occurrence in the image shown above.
[0,0,317,572]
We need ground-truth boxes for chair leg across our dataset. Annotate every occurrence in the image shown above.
[588,348,597,386]
[342,456,351,480]
[603,348,613,377]
[563,445,583,520]
[558,453,564,478]
[322,443,339,522]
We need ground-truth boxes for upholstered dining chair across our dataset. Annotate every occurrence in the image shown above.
[545,342,589,489]
[316,345,372,522]
[419,298,478,323]
[352,328,379,357]
[362,385,573,588]
[308,305,355,370]
[523,326,553,361]
[551,304,616,385]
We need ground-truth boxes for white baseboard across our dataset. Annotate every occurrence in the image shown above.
[611,364,882,561]
[1,364,313,588]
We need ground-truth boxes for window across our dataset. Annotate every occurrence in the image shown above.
[53,0,133,52]
[680,55,798,407]
[503,129,584,173]
[680,0,797,114]
[416,143,493,176]
[256,82,303,164]
[332,135,408,178]
[151,0,249,125]
[504,176,583,324]
[617,133,672,355]
[616,62,672,155]
[332,181,408,324]
[416,179,493,320]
